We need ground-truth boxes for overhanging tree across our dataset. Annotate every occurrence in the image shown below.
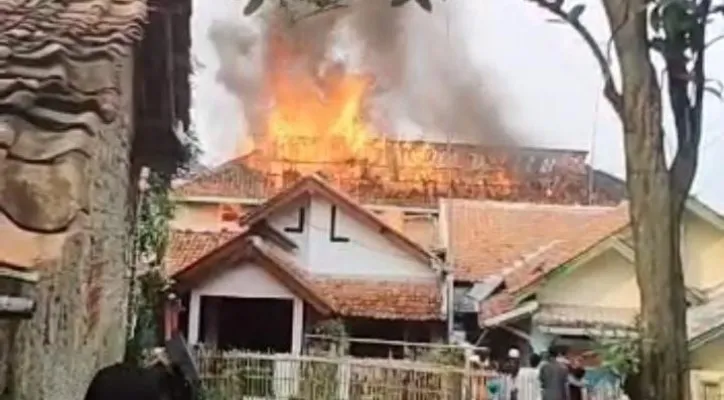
[243,0,716,398]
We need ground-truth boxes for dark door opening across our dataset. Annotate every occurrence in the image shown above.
[214,297,293,352]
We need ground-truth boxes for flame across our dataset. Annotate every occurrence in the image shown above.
[264,62,374,163]
[233,25,590,205]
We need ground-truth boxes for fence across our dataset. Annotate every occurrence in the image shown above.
[195,350,631,400]
[196,350,496,400]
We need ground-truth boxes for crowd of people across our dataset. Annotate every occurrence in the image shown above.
[471,345,591,400]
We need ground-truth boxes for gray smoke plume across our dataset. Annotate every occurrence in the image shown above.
[208,0,517,146]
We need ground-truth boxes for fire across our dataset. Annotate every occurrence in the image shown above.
[233,23,598,206]
[264,63,374,163]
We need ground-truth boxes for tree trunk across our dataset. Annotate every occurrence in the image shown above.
[601,1,690,399]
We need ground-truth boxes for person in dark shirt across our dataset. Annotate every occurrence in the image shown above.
[568,357,586,400]
[539,346,569,400]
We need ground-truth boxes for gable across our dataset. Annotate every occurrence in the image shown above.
[195,261,295,299]
[536,248,639,309]
[238,175,440,277]
[305,195,436,278]
[262,193,436,278]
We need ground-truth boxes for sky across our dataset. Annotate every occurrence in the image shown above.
[190,0,724,213]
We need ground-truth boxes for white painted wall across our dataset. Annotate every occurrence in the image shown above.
[268,194,436,279]
[187,261,305,354]
[195,261,295,299]
[266,197,310,268]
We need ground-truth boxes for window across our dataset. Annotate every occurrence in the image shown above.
[703,382,721,400]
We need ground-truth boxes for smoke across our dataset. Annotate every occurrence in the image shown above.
[208,0,517,147]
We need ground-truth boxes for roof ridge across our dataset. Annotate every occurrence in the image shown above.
[448,198,622,212]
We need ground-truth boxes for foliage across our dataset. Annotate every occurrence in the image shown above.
[307,318,349,356]
[595,334,641,378]
[412,346,466,367]
[126,127,201,364]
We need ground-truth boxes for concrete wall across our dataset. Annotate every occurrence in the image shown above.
[194,261,296,299]
[683,213,724,291]
[537,248,640,308]
[4,55,135,399]
[266,194,435,280]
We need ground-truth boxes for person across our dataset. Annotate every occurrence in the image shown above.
[539,346,570,400]
[568,356,587,400]
[515,353,543,400]
[500,348,521,400]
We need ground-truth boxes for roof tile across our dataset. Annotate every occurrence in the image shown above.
[312,278,443,321]
[165,230,239,275]
[448,200,626,283]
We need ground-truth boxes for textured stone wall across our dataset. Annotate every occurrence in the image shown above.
[4,56,135,400]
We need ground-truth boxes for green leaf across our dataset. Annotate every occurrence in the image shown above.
[243,0,265,16]
[568,4,586,22]
[391,0,411,6]
[415,0,433,12]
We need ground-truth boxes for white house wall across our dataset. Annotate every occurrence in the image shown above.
[266,197,310,267]
[194,261,296,299]
[266,194,435,279]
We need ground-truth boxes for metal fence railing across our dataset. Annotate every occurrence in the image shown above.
[196,350,497,400]
[194,350,636,400]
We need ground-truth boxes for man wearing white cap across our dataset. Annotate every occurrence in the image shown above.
[499,348,522,400]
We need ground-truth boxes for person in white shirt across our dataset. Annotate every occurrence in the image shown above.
[515,353,543,400]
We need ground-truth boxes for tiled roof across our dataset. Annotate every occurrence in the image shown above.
[312,278,443,321]
[472,202,630,323]
[447,200,627,283]
[165,229,444,321]
[165,230,239,275]
[174,156,272,198]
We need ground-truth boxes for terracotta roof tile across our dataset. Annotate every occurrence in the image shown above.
[165,230,239,275]
[312,278,443,321]
[166,230,443,321]
[174,156,277,198]
[448,200,625,282]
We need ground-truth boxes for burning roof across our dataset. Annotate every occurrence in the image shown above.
[176,141,623,208]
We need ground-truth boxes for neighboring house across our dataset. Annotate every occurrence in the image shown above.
[165,175,448,357]
[451,198,724,364]
[0,0,191,397]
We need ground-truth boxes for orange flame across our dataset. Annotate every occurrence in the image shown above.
[239,27,528,201]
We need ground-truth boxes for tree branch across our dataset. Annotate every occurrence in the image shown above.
[668,0,710,212]
[527,0,624,115]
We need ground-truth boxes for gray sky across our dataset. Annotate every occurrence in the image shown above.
[190,0,724,213]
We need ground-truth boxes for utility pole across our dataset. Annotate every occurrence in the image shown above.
[444,3,455,343]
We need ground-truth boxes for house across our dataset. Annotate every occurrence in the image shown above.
[165,175,448,357]
[163,144,630,358]
[447,198,724,367]
[0,0,191,397]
